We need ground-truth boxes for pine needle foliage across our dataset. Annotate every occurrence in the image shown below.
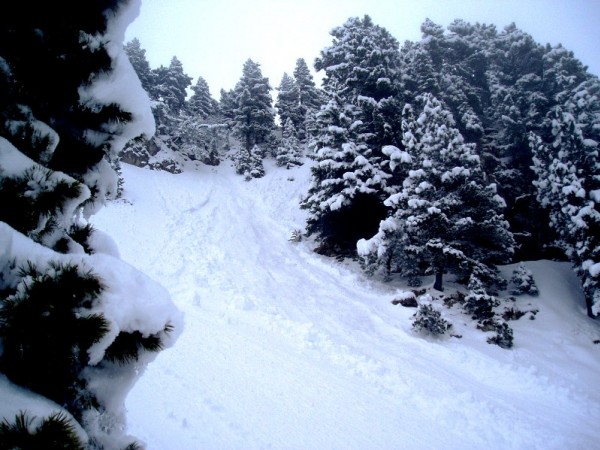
[104,324,173,365]
[0,262,108,417]
[0,411,85,450]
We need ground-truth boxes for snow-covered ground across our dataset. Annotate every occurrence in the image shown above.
[91,159,600,450]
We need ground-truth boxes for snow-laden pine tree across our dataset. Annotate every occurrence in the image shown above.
[188,75,219,120]
[315,15,403,151]
[530,77,600,316]
[152,56,192,114]
[301,87,387,254]
[124,37,155,93]
[0,1,180,447]
[232,59,275,152]
[305,15,403,254]
[398,20,554,259]
[219,87,237,125]
[358,94,514,290]
[276,72,302,136]
[233,144,265,180]
[276,118,303,169]
[178,75,227,165]
[150,56,192,141]
[293,58,322,142]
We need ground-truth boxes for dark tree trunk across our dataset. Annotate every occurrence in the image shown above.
[433,270,444,291]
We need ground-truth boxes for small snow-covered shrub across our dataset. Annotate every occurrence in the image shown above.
[463,292,499,320]
[486,321,514,349]
[233,146,265,180]
[442,290,466,308]
[464,275,499,320]
[510,264,539,296]
[391,290,418,307]
[412,301,452,336]
[501,307,527,321]
[288,229,302,243]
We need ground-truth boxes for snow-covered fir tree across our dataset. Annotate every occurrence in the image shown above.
[178,75,226,165]
[315,15,403,151]
[358,94,514,291]
[124,37,155,93]
[305,15,404,253]
[188,75,219,120]
[301,87,387,254]
[276,72,302,136]
[233,144,265,180]
[0,1,180,447]
[276,118,303,169]
[232,59,275,152]
[293,58,323,142]
[219,87,238,125]
[151,56,192,114]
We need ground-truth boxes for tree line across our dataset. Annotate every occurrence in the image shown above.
[302,16,599,319]
[123,38,322,178]
[125,16,599,319]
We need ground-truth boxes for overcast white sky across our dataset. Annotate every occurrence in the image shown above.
[126,0,600,99]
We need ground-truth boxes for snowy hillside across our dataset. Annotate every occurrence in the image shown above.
[91,160,600,449]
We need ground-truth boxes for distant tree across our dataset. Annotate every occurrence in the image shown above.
[233,144,265,180]
[293,58,322,141]
[276,118,303,168]
[232,59,275,151]
[294,58,322,111]
[188,75,218,119]
[219,88,237,124]
[124,37,155,92]
[276,72,302,135]
[152,56,192,113]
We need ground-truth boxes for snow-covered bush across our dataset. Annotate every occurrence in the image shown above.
[463,275,500,320]
[479,319,514,349]
[233,145,265,180]
[412,298,453,336]
[391,290,418,307]
[463,292,500,321]
[510,264,539,296]
[275,118,303,169]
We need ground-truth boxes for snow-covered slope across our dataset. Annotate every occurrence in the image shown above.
[91,160,600,449]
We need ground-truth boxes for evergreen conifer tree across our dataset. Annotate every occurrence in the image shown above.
[232,59,275,151]
[276,118,303,168]
[305,16,402,253]
[358,94,514,290]
[151,56,192,114]
[124,37,155,92]
[530,77,600,316]
[276,72,302,136]
[189,75,218,119]
[293,58,322,142]
[301,87,387,254]
[0,1,179,446]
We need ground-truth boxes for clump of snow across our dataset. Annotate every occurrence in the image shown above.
[78,0,154,153]
[0,375,88,444]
